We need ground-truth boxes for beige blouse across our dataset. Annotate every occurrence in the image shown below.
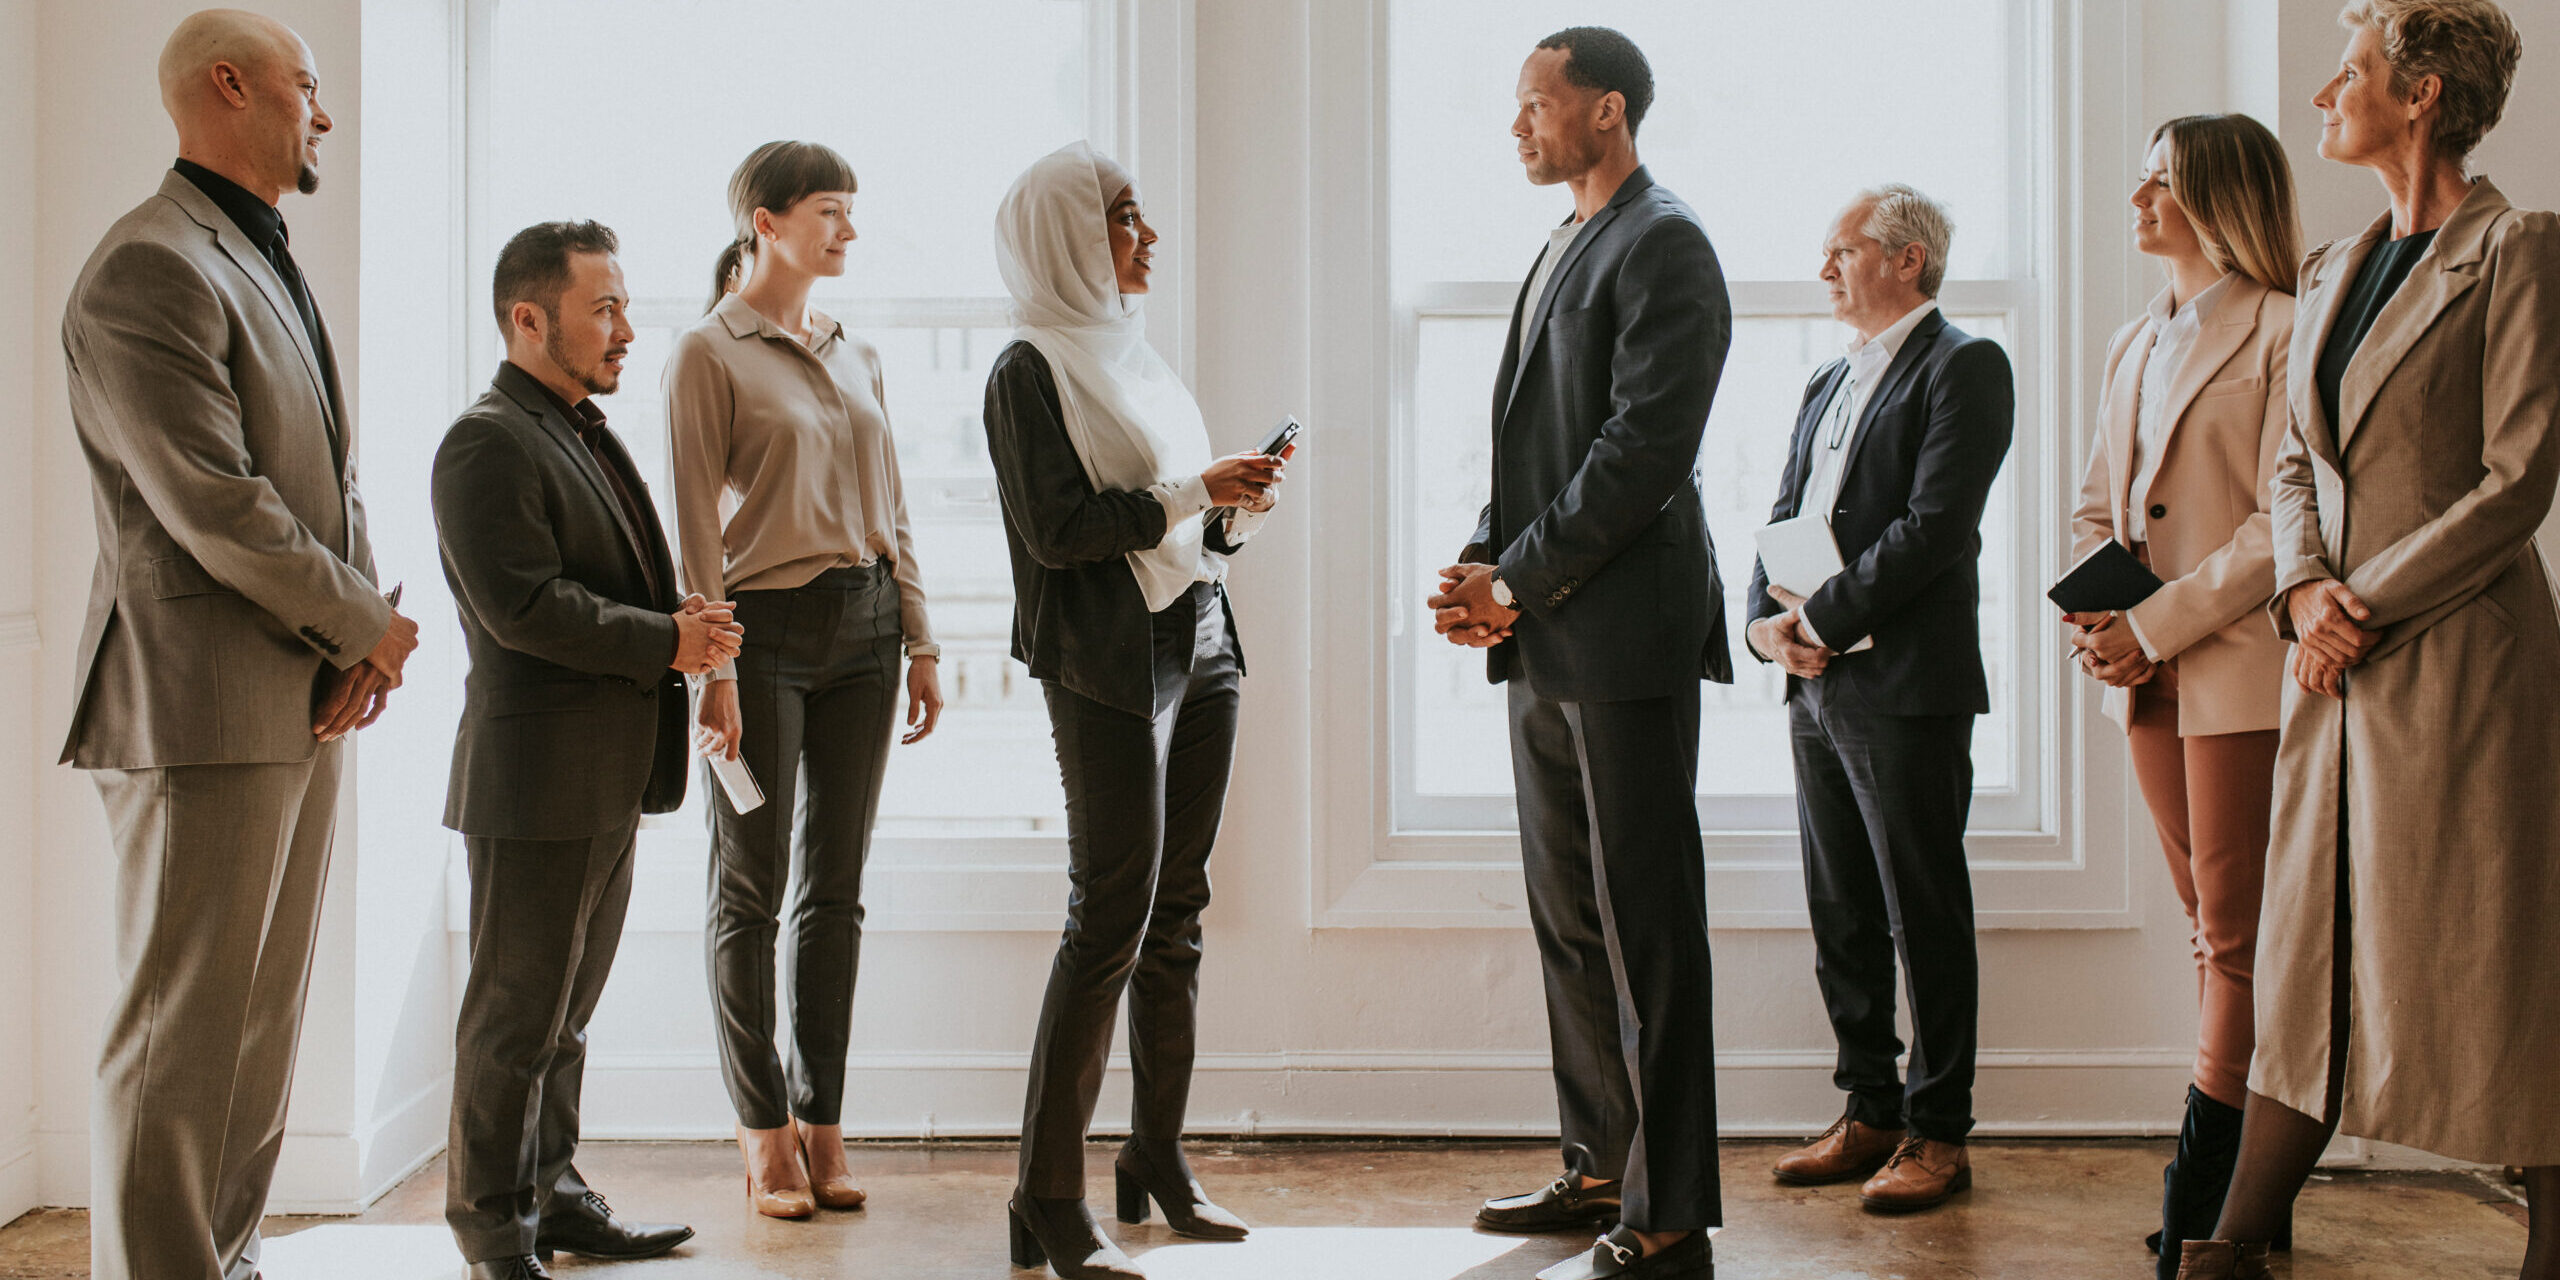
[665,294,933,665]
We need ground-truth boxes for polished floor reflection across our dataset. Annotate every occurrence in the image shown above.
[0,1139,2532,1278]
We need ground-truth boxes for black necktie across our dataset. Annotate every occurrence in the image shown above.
[265,230,345,473]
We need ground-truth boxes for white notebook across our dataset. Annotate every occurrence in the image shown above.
[1753,514,1874,653]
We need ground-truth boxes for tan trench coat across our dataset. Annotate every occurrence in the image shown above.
[2258,179,2560,1164]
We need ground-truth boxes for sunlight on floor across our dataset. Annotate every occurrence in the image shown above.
[1129,1227,1529,1279]
[261,1225,462,1279]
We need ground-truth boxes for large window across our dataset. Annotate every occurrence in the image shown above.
[475,0,1113,836]
[1386,0,2042,835]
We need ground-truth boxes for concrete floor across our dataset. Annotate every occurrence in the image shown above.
[0,1139,2533,1279]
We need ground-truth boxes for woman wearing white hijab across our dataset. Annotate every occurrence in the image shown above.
[986,141,1289,1280]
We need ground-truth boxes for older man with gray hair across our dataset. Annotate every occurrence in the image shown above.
[61,10,416,1279]
[1744,183,2014,1213]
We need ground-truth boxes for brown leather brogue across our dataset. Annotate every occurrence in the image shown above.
[1857,1136,1971,1212]
[2173,1240,2272,1279]
[1771,1115,1906,1186]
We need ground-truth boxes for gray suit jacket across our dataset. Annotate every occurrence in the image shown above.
[60,171,390,769]
[434,363,688,840]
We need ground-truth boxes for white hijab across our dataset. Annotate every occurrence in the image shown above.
[994,141,1213,611]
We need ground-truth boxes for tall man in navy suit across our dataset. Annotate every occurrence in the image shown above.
[1747,185,2014,1214]
[1428,27,1731,1280]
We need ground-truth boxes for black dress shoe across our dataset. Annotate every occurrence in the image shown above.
[535,1189,695,1261]
[1534,1227,1712,1280]
[1114,1144,1248,1240]
[1008,1195,1145,1279]
[1476,1175,1622,1233]
[467,1256,551,1280]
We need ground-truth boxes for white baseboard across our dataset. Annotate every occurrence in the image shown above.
[0,1130,36,1223]
[573,1047,2207,1142]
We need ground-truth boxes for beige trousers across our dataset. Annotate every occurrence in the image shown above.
[88,742,343,1280]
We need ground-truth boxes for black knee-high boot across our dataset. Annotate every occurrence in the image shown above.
[2157,1086,2249,1279]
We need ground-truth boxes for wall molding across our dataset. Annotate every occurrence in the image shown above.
[574,1046,2201,1143]
[0,1131,36,1223]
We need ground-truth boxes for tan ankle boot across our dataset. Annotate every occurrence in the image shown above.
[2174,1239,2271,1279]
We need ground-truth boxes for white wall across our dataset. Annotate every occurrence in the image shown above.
[0,0,44,1231]
[13,0,2559,1216]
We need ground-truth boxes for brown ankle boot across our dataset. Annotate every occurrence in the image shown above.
[2174,1239,2270,1279]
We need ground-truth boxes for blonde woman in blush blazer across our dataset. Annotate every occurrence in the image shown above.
[2180,3,2560,1278]
[2068,112,2300,1276]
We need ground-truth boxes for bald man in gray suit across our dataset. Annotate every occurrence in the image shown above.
[59,12,418,1279]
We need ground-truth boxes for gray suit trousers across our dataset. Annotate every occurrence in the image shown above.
[89,742,344,1280]
[445,822,638,1262]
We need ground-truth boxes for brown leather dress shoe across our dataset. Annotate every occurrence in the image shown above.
[2173,1240,2271,1279]
[1858,1136,1971,1212]
[1772,1115,1906,1186]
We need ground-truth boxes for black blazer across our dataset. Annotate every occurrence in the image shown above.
[433,362,689,839]
[983,341,1247,719]
[1464,167,1735,703]
[1746,309,2015,716]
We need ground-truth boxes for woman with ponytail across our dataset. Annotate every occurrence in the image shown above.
[664,140,944,1219]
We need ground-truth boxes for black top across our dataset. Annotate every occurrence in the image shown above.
[981,341,1245,718]
[510,362,666,605]
[2316,229,2436,433]
[173,159,342,448]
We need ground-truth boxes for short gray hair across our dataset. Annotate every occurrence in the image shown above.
[2339,0,2523,162]
[1854,184,1955,298]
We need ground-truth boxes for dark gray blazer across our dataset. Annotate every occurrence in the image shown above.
[433,363,689,839]
[1465,167,1735,703]
[1745,309,2015,716]
[983,341,1247,719]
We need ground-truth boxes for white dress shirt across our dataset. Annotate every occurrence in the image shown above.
[1794,301,1937,651]
[2118,275,2231,659]
[1519,216,1592,360]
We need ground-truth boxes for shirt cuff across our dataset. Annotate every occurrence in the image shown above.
[711,658,738,683]
[2123,609,2162,663]
[1223,502,1272,543]
[1150,473,1213,525]
[1796,610,1828,651]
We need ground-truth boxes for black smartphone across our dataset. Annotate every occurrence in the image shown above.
[1256,416,1303,457]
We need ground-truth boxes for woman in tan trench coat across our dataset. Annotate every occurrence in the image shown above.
[2177,3,2560,1278]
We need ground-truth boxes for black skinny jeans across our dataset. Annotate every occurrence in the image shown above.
[1017,582,1241,1197]
[705,563,901,1130]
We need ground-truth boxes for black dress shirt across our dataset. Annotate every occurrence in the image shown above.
[513,364,667,605]
[173,159,343,451]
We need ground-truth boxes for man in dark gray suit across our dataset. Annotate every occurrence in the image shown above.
[1427,27,1730,1280]
[432,222,736,1280]
[1746,185,2014,1214]
[61,13,419,1280]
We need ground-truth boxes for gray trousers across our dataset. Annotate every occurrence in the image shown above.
[706,564,900,1130]
[1016,582,1240,1197]
[1510,684,1722,1233]
[89,741,344,1280]
[445,821,638,1262]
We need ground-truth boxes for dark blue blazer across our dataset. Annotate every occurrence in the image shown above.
[1464,167,1735,702]
[1745,308,2015,716]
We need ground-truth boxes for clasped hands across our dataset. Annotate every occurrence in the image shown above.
[1429,562,1519,648]
[2062,610,2153,688]
[2283,578,2376,698]
[1747,586,1833,678]
[313,603,420,742]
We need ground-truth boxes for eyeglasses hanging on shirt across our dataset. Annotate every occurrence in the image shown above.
[1823,373,1861,451]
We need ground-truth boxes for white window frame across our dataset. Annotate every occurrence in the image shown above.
[452,0,1196,932]
[1308,0,2152,928]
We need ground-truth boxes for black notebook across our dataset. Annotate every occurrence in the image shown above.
[2048,540,2165,614]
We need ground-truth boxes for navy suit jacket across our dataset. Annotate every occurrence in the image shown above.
[1464,167,1735,702]
[1746,309,2015,716]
